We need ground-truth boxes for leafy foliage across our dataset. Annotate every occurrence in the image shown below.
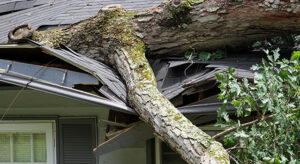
[251,35,300,53]
[215,49,300,163]
[185,49,227,61]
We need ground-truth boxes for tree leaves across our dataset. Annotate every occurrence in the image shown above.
[215,50,300,163]
[185,49,227,61]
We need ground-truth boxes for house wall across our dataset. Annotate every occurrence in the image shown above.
[99,142,147,164]
[0,88,148,164]
[97,121,148,164]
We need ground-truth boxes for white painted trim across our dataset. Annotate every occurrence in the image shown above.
[0,121,56,164]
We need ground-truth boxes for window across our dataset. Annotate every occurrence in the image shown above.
[0,122,56,164]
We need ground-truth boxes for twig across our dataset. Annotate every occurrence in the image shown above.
[226,145,245,151]
[213,114,275,139]
[228,152,240,164]
[184,48,195,78]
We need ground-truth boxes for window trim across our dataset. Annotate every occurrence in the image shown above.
[0,121,56,164]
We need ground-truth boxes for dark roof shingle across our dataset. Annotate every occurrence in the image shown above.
[0,0,162,43]
[0,0,49,14]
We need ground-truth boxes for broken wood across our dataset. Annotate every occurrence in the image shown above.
[94,122,153,155]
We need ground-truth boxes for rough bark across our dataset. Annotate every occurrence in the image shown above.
[8,0,300,163]
[135,0,300,56]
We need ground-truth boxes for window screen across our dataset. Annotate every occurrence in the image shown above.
[0,133,47,163]
[0,134,10,162]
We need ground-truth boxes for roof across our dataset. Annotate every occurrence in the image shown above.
[0,0,162,43]
[0,43,136,114]
[0,41,263,115]
[37,42,129,104]
[0,0,263,116]
[0,0,49,14]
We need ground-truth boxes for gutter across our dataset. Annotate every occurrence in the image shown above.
[0,70,137,115]
[178,102,235,114]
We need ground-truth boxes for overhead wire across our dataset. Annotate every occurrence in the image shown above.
[1,59,57,120]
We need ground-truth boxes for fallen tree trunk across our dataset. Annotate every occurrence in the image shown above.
[137,0,300,56]
[8,0,300,163]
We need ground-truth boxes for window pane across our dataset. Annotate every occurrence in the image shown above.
[0,134,11,162]
[33,134,47,162]
[14,133,31,162]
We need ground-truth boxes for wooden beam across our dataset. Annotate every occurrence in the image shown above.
[99,119,129,128]
[93,122,154,155]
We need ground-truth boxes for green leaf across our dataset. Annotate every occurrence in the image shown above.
[291,51,300,61]
[215,73,223,82]
[279,70,289,78]
[273,48,280,61]
[223,138,236,147]
[231,99,241,107]
[214,49,227,59]
[263,49,270,55]
[251,64,262,71]
[234,131,249,138]
[267,54,274,62]
[252,41,262,48]
[198,51,211,61]
[228,67,235,74]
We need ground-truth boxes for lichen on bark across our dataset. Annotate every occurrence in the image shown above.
[32,28,69,48]
[161,0,205,28]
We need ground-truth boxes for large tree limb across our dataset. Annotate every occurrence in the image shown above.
[8,0,300,163]
[22,4,229,164]
[135,0,300,55]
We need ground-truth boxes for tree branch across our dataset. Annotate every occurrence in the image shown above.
[213,114,275,139]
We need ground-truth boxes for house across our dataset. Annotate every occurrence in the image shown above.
[0,0,260,164]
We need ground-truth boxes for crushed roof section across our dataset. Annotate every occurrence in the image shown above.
[153,55,261,99]
[0,0,162,43]
[0,41,261,114]
[0,43,136,114]
[29,42,129,103]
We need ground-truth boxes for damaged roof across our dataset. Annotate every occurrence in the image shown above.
[0,42,136,114]
[0,0,162,43]
[0,41,262,115]
[152,55,260,100]
[0,0,263,116]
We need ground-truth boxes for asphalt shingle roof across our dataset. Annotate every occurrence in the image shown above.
[0,0,49,14]
[0,0,162,43]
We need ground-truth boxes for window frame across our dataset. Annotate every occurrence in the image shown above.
[0,121,56,164]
